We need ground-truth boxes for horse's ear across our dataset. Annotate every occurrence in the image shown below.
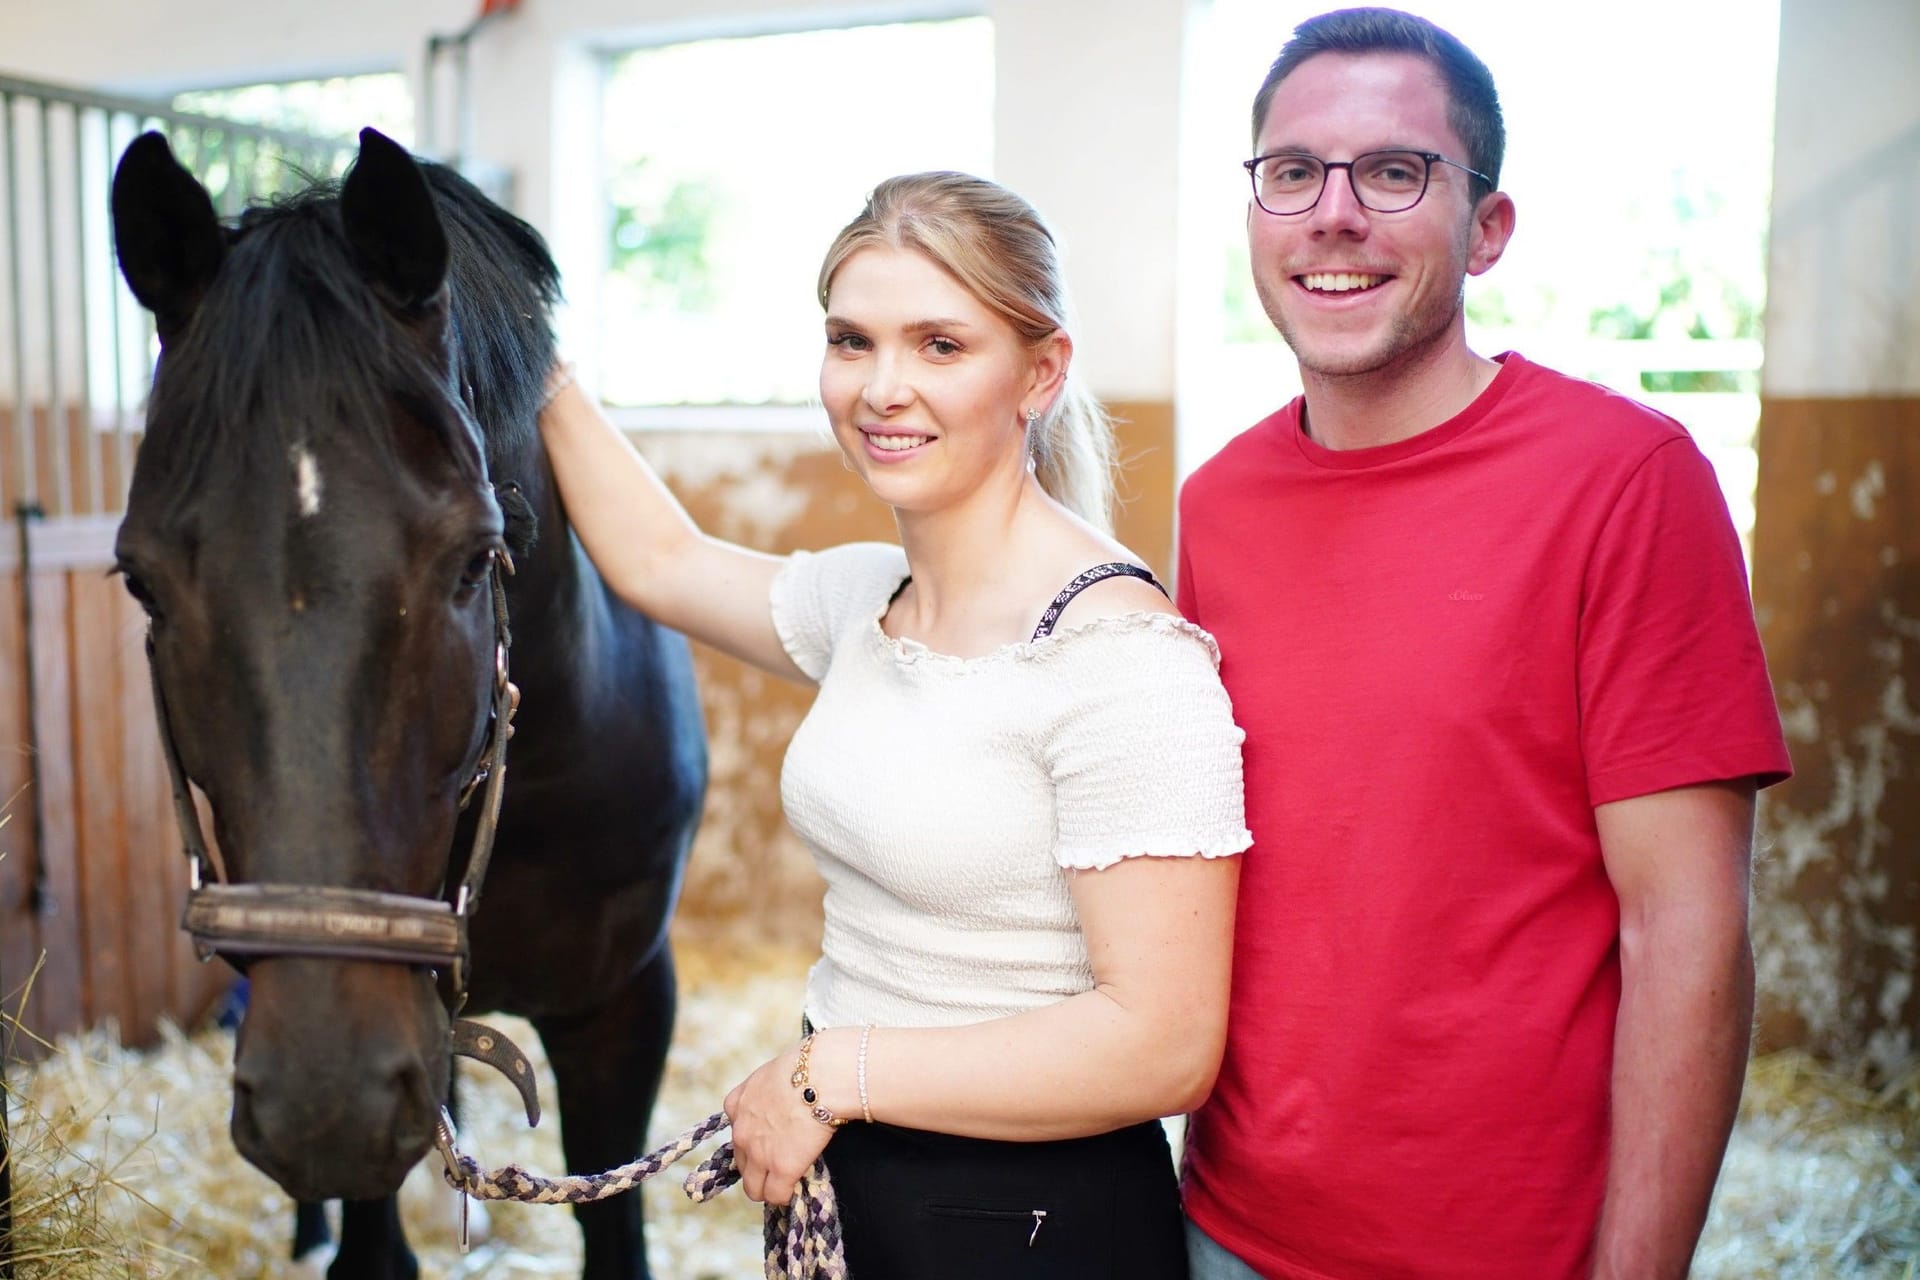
[111,131,226,345]
[340,127,449,313]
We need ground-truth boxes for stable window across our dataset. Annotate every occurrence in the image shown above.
[170,73,413,152]
[598,18,994,411]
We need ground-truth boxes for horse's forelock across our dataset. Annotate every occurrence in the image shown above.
[137,202,449,498]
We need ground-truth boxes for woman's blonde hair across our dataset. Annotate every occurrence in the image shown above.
[817,172,1116,531]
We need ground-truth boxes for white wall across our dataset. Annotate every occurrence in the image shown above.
[992,1,1186,400]
[0,0,1192,404]
[1762,0,1920,397]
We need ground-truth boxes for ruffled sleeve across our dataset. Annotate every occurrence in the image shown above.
[1045,615,1253,871]
[769,542,911,682]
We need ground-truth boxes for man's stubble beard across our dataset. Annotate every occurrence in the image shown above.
[1254,271,1467,382]
[1252,212,1477,382]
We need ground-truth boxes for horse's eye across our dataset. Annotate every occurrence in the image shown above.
[117,568,162,619]
[459,547,497,593]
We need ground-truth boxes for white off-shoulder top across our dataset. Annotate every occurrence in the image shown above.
[771,542,1251,1030]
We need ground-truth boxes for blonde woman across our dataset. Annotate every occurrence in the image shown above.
[540,172,1248,1277]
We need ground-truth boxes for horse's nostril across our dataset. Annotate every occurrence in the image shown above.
[388,1056,442,1147]
[392,1059,424,1106]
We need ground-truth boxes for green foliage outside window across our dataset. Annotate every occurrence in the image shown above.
[609,170,722,314]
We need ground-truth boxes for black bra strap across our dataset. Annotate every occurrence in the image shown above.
[1032,562,1167,640]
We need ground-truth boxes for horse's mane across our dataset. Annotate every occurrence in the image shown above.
[420,162,561,465]
[137,159,559,511]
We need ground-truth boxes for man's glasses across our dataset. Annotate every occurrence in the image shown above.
[1243,149,1492,216]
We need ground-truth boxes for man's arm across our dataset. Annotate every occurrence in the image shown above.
[1590,779,1757,1279]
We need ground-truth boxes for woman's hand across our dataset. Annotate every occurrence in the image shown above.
[533,370,803,681]
[724,1034,850,1204]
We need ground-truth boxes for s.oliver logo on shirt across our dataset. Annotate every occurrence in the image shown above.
[1448,589,1486,602]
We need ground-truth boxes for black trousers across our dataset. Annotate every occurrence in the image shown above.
[823,1118,1189,1279]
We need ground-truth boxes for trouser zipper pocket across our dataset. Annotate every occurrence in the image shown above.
[926,1202,1051,1246]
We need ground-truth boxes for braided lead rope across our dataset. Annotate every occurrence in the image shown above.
[438,1110,850,1280]
[684,1140,848,1280]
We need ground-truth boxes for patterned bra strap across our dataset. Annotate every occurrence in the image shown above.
[1031,562,1167,641]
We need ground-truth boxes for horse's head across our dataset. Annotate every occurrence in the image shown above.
[110,128,526,1200]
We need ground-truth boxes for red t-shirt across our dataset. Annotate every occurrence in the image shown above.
[1177,354,1790,1280]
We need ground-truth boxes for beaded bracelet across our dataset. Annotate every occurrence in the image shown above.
[856,1024,874,1124]
[790,1032,846,1128]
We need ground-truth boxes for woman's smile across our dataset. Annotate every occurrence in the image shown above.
[859,427,936,458]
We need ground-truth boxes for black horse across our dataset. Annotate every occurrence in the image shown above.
[109,128,707,1280]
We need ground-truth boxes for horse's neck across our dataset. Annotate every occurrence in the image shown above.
[501,465,581,643]
[498,467,633,704]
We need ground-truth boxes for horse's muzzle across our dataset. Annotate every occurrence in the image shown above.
[229,956,450,1201]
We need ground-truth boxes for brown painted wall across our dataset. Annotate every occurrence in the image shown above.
[1750,395,1920,1076]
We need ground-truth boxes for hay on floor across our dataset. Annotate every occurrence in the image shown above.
[5,941,808,1279]
[1696,1050,1919,1279]
[6,941,1918,1278]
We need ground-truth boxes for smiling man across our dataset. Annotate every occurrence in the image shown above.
[1174,9,1793,1279]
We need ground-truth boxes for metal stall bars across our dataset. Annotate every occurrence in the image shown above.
[0,73,355,524]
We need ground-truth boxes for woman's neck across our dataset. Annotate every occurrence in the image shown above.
[890,473,1063,647]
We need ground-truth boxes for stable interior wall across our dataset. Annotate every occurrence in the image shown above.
[0,0,1189,948]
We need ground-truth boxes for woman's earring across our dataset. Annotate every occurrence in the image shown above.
[1024,408,1039,427]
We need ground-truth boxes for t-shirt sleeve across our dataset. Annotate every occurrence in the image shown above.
[769,542,910,683]
[1579,437,1793,804]
[1047,617,1253,871]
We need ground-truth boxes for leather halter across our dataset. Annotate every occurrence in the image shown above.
[150,560,515,1018]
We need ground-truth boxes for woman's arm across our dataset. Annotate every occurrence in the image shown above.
[539,376,804,679]
[723,850,1241,1202]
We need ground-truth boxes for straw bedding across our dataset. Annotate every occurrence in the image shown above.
[3,942,805,1278]
[1698,1051,1919,1278]
[4,940,1915,1278]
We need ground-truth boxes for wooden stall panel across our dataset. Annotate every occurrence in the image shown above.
[0,568,38,1033]
[22,569,84,1049]
[106,580,175,1037]
[68,563,134,1035]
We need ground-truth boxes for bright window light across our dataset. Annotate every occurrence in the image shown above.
[599,18,994,409]
[172,73,413,149]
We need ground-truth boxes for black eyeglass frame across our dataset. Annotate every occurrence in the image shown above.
[1242,149,1495,216]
